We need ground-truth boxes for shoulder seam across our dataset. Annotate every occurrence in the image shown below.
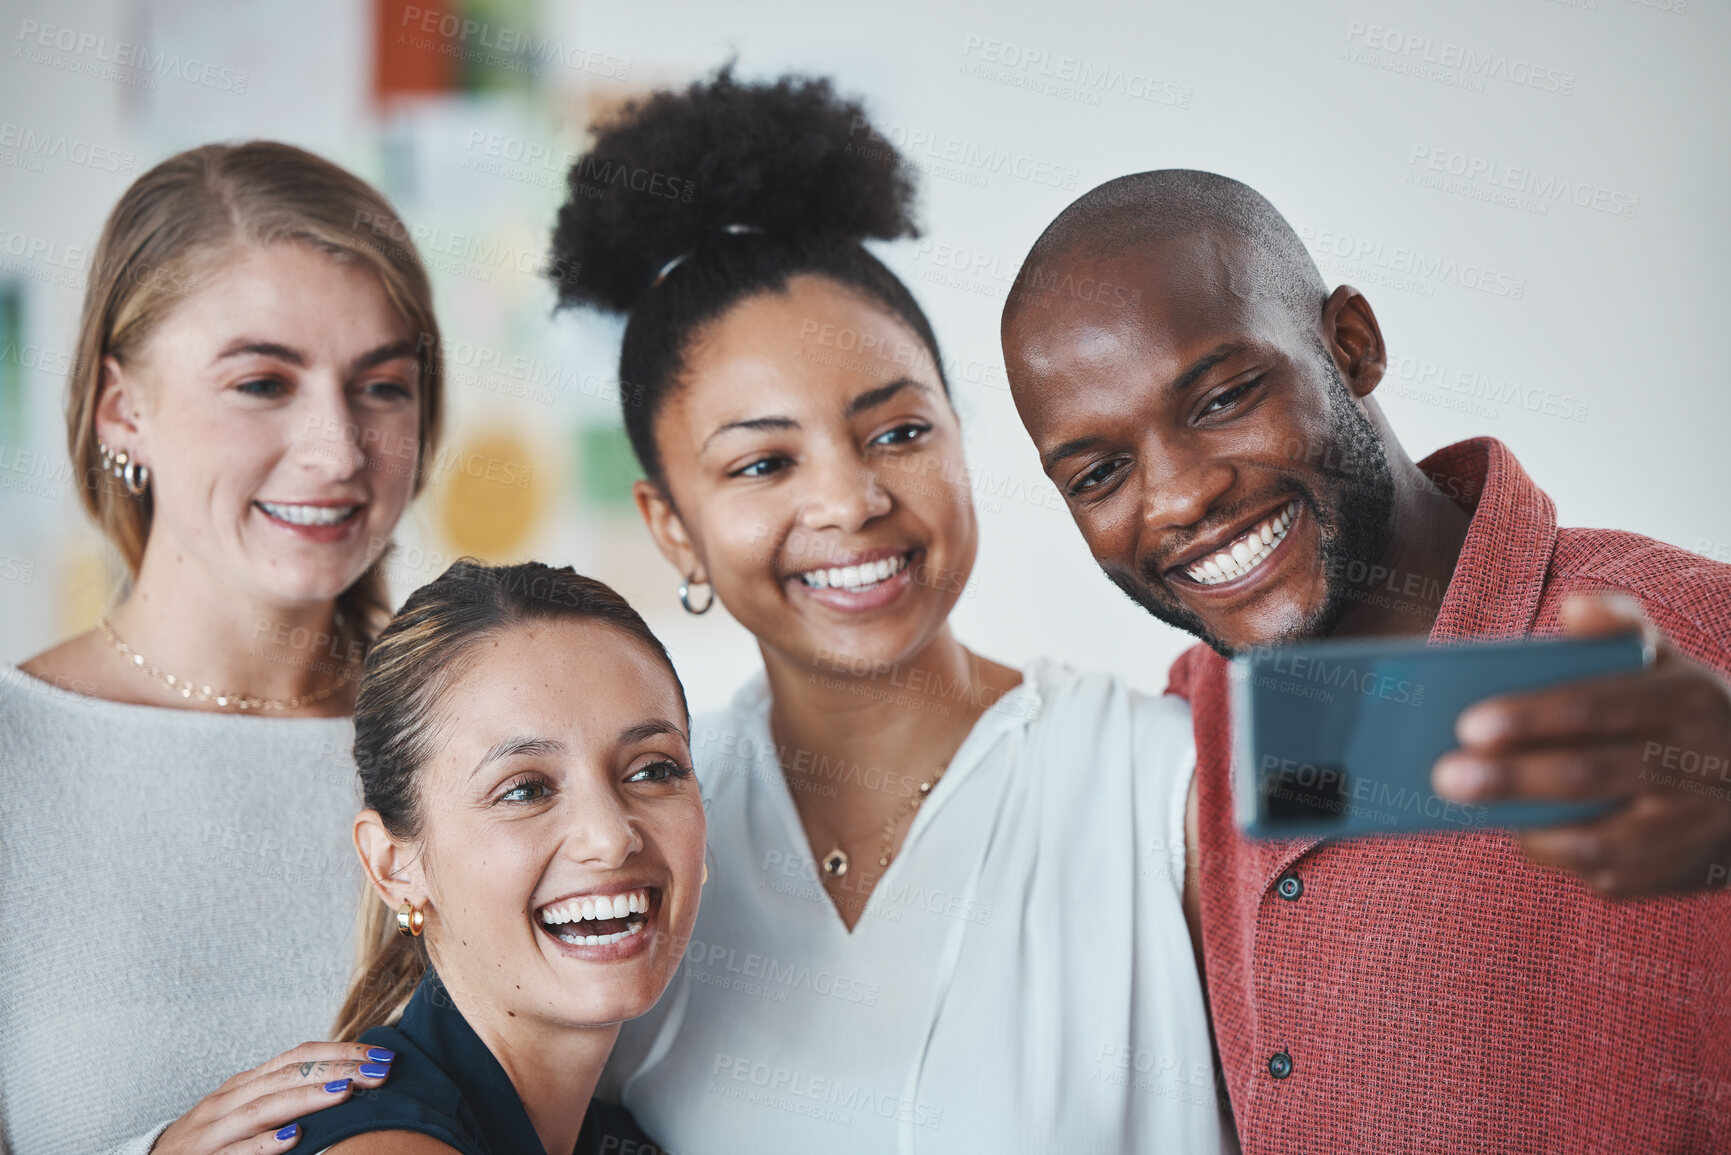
[1539,567,1728,647]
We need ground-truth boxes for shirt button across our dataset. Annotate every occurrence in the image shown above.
[1268,1050,1294,1080]
[1276,874,1303,901]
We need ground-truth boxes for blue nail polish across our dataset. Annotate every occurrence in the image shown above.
[359,1061,390,1078]
[365,1046,396,1062]
[324,1078,351,1093]
[276,1124,299,1141]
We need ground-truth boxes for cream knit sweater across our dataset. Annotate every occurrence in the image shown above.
[0,665,364,1155]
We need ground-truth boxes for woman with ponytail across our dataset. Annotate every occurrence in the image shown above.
[550,70,1226,1152]
[288,560,703,1155]
[3,142,442,1154]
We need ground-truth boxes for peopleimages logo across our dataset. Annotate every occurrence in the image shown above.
[15,20,249,93]
[350,210,570,285]
[0,123,135,175]
[684,938,880,1006]
[957,35,1194,110]
[0,340,79,378]
[1297,225,1527,301]
[1384,352,1591,424]
[0,228,88,291]
[708,1054,944,1129]
[847,116,1080,191]
[1342,20,1576,96]
[1407,145,1639,220]
[457,130,694,205]
[396,6,630,80]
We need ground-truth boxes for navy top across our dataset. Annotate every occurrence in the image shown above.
[295,970,661,1155]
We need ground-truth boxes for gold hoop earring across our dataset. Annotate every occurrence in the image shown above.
[679,577,714,615]
[396,899,424,937]
[703,861,710,886]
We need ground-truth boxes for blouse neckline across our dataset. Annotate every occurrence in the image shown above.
[724,662,1047,940]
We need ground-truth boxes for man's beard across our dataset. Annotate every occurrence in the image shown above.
[1107,354,1396,657]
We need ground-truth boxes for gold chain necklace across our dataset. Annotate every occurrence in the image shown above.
[803,647,983,879]
[819,763,948,879]
[97,617,356,712]
[808,650,982,880]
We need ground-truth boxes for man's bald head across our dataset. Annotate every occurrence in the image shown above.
[1003,169,1326,334]
[1001,170,1407,655]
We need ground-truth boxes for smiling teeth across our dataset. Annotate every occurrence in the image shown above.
[258,502,358,526]
[799,553,909,591]
[538,888,650,927]
[1184,501,1297,586]
[548,919,646,947]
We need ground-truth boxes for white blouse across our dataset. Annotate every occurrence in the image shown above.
[604,659,1224,1153]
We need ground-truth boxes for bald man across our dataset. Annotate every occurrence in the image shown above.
[1002,171,1731,1153]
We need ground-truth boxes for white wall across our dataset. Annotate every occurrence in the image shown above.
[2,0,1725,713]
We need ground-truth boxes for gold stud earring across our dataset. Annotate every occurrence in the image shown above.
[396,899,424,937]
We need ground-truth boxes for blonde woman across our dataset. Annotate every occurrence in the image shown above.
[3,142,442,1155]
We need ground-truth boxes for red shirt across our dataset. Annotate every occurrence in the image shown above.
[1167,438,1731,1153]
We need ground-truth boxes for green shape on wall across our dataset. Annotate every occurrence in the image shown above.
[457,0,540,94]
[578,422,640,510]
[0,283,22,448]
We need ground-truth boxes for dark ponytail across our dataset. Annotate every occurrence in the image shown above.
[332,560,685,1039]
[547,65,948,485]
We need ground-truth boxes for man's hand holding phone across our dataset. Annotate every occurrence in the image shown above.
[1434,594,1731,897]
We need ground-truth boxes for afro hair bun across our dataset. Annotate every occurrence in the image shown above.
[550,65,921,315]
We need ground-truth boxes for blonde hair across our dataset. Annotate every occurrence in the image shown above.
[331,560,688,1040]
[66,140,445,640]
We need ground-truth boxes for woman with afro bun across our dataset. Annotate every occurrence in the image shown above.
[551,67,1226,1153]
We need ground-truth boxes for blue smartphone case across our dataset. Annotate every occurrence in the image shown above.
[1230,632,1651,840]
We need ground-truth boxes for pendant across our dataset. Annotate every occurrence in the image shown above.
[821,847,849,878]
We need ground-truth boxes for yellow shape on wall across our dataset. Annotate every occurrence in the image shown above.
[58,534,117,636]
[434,429,546,560]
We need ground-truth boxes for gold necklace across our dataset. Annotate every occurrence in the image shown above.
[97,617,356,712]
[819,763,948,879]
[814,649,981,879]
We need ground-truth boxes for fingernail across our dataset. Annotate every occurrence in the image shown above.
[324,1078,351,1093]
[276,1125,299,1141]
[1456,707,1503,748]
[1435,759,1490,798]
[359,1061,390,1078]
[365,1046,396,1062]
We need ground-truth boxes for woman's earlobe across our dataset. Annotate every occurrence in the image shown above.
[353,809,418,902]
[633,478,703,577]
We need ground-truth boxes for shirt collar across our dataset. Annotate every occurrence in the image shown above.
[398,968,549,1154]
[1418,436,1559,642]
[728,661,1047,734]
[722,661,1047,812]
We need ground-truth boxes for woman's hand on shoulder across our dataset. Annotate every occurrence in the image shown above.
[152,1042,394,1154]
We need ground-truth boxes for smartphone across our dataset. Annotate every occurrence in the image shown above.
[1230,632,1652,840]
